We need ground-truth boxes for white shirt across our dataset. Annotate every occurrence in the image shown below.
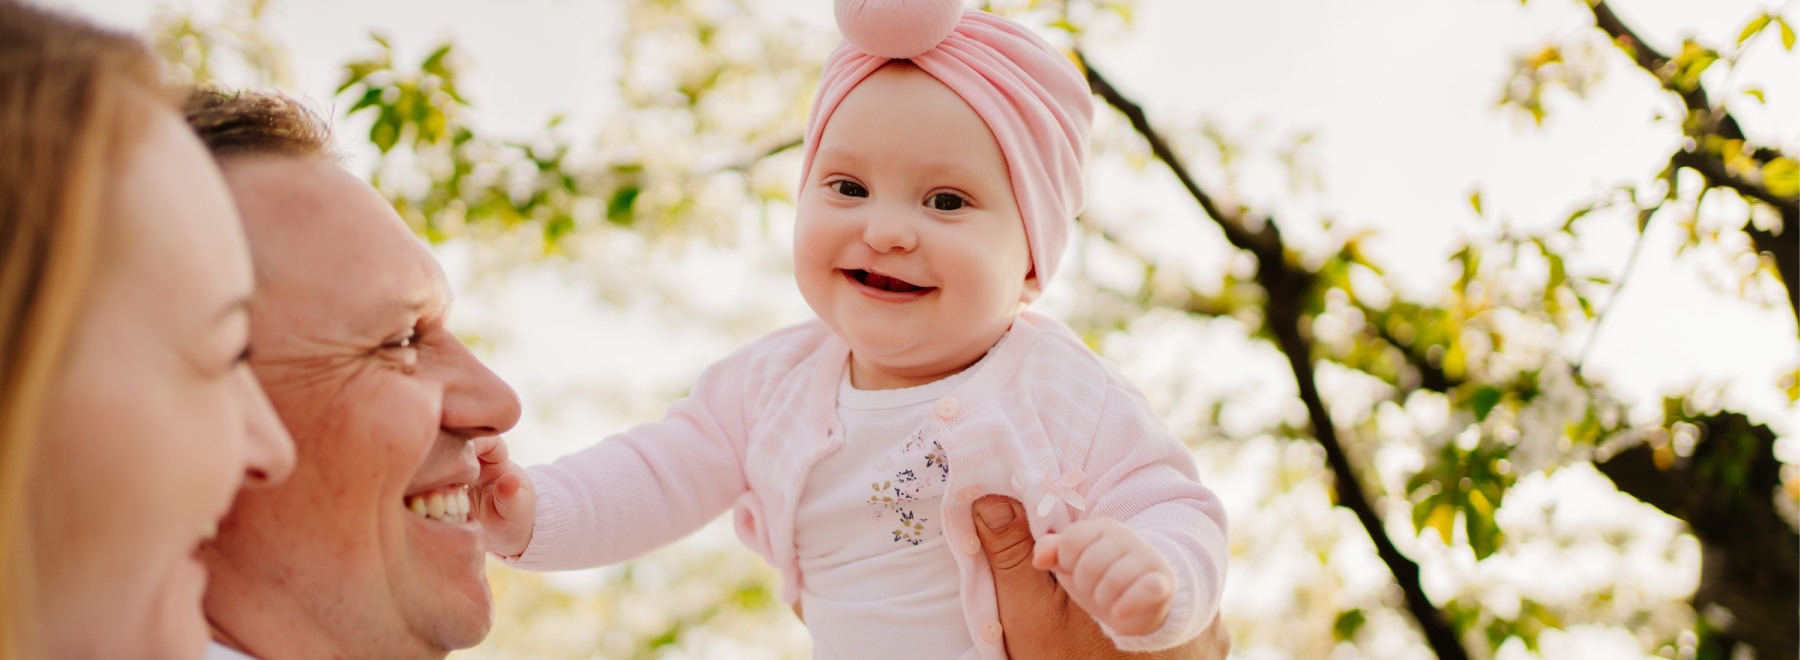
[792,360,988,660]
[203,641,256,660]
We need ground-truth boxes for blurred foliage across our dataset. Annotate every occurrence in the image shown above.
[148,0,287,88]
[157,0,1796,657]
[331,0,827,252]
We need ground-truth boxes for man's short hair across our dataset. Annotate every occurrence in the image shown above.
[183,87,336,160]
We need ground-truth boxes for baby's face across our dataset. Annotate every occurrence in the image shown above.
[794,62,1036,390]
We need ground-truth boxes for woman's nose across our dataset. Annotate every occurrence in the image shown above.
[237,368,295,487]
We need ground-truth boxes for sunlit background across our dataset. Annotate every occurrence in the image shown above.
[57,0,1800,657]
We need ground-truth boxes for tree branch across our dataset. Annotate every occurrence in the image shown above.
[1080,53,1470,660]
[1595,413,1798,658]
[1668,149,1800,322]
[1589,0,1799,322]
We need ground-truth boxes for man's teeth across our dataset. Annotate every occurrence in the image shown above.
[404,484,471,524]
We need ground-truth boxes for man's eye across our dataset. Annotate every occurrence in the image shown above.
[832,180,869,197]
[384,332,420,351]
[928,193,966,211]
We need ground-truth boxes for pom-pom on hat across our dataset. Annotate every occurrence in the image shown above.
[834,0,963,59]
[801,0,1094,293]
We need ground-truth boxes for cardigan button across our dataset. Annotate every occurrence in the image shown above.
[961,534,980,555]
[935,396,960,419]
[981,620,1003,643]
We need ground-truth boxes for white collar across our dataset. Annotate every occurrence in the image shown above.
[203,641,257,660]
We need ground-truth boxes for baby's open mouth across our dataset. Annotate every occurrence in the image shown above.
[846,269,931,293]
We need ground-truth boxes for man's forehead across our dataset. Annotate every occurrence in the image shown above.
[225,156,452,332]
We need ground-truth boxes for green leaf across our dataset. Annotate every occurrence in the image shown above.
[1764,157,1799,199]
[1738,14,1771,45]
[542,214,575,246]
[1469,190,1484,216]
[347,86,384,115]
[1780,16,1797,50]
[370,111,400,153]
[1668,40,1719,93]
[336,60,381,94]
[1560,205,1594,233]
[421,44,454,78]
[1333,609,1367,642]
[606,186,641,226]
[1424,502,1455,544]
[1470,386,1504,422]
[1742,87,1765,104]
[1464,486,1503,559]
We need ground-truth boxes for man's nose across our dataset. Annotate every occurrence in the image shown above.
[438,335,523,439]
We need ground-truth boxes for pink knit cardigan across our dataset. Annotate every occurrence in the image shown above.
[513,310,1227,654]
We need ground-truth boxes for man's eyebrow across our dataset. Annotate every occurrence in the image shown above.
[373,288,453,326]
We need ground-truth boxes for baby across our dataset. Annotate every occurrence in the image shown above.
[478,1,1226,656]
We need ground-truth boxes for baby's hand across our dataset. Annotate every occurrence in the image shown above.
[1031,517,1175,637]
[472,435,535,558]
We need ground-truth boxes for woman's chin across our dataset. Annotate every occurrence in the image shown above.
[138,553,214,659]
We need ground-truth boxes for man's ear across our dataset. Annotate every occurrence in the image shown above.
[1019,267,1042,304]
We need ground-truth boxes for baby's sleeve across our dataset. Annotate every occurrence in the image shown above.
[1079,380,1228,652]
[506,345,756,571]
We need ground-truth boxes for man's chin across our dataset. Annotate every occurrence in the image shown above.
[401,514,494,651]
[402,571,494,654]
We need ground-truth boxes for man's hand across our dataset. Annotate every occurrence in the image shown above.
[472,435,535,558]
[971,496,1230,660]
[1031,518,1175,636]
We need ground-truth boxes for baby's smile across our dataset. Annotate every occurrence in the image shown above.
[843,268,936,299]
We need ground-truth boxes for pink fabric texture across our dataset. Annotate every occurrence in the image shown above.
[510,312,1227,655]
[834,0,963,59]
[798,7,1093,289]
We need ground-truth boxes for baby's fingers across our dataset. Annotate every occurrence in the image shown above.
[490,471,526,520]
[473,435,508,463]
[1107,572,1174,636]
[1031,533,1062,571]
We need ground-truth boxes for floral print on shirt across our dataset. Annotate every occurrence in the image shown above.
[866,430,951,545]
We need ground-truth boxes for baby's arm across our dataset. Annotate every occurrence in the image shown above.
[497,346,758,570]
[1050,380,1229,651]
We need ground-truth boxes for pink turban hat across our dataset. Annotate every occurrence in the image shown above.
[798,0,1094,291]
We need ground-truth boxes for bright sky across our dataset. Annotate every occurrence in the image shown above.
[58,0,1800,438]
[53,0,1800,655]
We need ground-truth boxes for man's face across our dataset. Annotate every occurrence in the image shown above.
[200,156,521,658]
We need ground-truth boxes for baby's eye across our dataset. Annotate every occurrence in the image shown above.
[832,180,869,198]
[927,192,966,211]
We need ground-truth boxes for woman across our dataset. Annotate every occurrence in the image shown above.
[0,2,295,658]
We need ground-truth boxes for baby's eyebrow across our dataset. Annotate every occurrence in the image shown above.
[813,148,868,169]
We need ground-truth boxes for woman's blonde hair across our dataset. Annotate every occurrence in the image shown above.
[0,2,170,656]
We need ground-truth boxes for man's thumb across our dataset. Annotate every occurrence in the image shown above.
[972,496,1037,574]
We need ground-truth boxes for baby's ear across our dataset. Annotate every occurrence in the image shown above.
[1019,268,1043,304]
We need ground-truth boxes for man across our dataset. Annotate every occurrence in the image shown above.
[189,90,522,659]
[186,88,1225,659]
